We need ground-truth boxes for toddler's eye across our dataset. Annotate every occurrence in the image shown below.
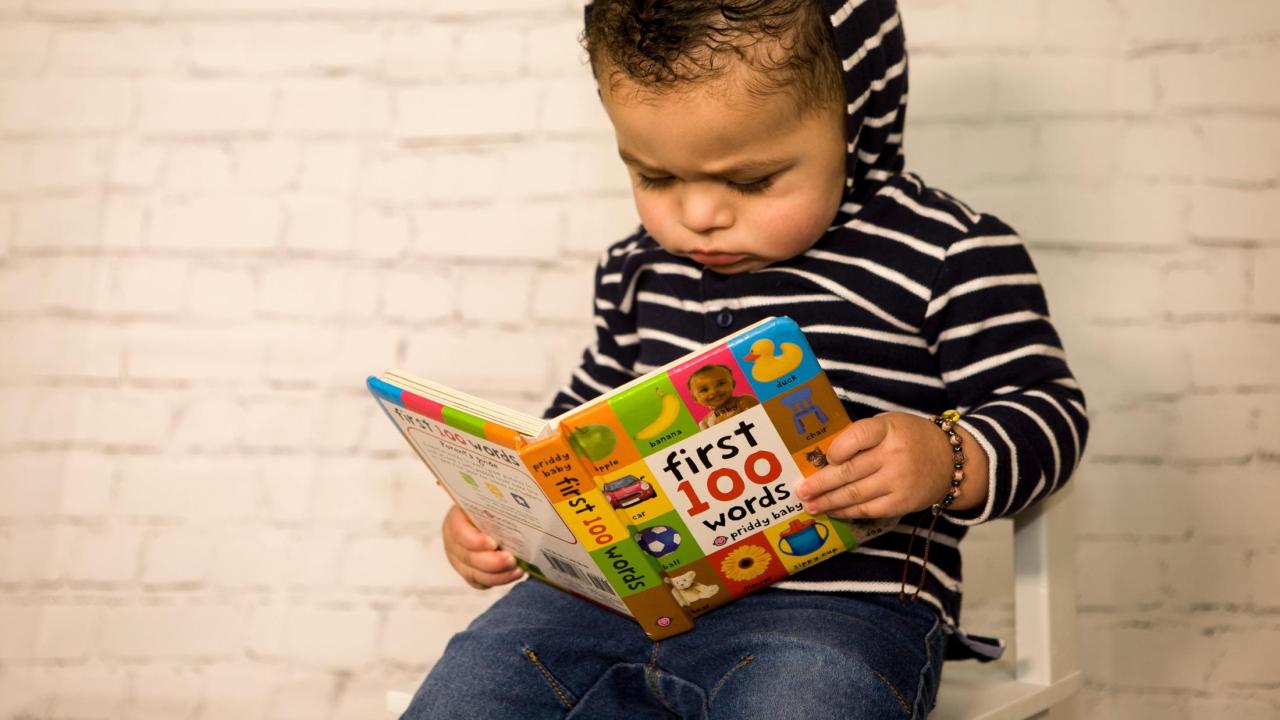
[637,174,675,190]
[728,176,775,195]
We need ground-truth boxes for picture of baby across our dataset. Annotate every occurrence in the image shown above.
[688,364,759,430]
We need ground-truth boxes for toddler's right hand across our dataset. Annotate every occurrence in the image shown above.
[442,504,525,590]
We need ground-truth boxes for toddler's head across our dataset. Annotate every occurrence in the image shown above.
[688,364,738,409]
[583,0,848,274]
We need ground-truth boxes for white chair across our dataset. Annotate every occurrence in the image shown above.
[386,691,414,717]
[932,486,1081,720]
[387,487,1081,719]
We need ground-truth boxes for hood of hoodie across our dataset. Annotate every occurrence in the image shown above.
[823,0,908,212]
[583,0,908,212]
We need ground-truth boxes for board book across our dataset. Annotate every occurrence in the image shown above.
[367,316,896,639]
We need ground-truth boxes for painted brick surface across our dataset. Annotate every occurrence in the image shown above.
[0,1,1277,718]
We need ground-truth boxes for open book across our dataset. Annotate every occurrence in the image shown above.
[367,316,896,639]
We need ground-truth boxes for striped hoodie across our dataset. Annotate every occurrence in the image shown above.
[549,0,1089,644]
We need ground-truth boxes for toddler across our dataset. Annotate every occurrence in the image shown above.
[414,1,1088,718]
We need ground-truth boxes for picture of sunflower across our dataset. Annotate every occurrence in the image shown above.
[720,544,772,582]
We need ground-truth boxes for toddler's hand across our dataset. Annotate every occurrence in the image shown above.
[794,412,986,519]
[442,504,525,590]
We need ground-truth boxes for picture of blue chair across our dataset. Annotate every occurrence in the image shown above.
[779,386,828,434]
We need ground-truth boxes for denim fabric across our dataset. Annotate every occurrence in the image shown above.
[403,579,946,720]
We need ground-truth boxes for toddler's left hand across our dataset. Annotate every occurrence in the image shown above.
[794,412,985,519]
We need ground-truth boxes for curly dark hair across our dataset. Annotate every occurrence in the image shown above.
[582,0,844,113]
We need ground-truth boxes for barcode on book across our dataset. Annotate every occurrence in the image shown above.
[541,550,615,596]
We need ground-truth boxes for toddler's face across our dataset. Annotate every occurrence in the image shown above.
[599,65,846,275]
[689,367,736,409]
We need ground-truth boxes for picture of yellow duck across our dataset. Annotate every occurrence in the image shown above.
[742,338,804,382]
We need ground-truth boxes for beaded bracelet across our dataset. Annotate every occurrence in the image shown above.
[900,409,966,602]
[931,409,965,515]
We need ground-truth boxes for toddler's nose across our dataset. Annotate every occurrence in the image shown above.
[679,183,734,234]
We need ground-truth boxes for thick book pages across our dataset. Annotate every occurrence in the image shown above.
[368,316,896,639]
[368,374,693,638]
[367,377,632,613]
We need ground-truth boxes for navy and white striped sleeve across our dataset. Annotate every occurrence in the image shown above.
[543,243,642,418]
[921,215,1089,525]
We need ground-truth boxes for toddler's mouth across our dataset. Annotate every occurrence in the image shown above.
[689,251,745,267]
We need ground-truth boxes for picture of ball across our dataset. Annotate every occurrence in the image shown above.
[635,525,681,557]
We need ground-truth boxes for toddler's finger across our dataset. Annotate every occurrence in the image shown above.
[468,565,526,589]
[444,544,521,589]
[444,506,498,552]
[465,549,519,575]
[444,532,516,572]
[802,474,891,515]
[457,552,524,589]
[825,492,900,521]
[794,451,879,501]
[826,416,890,464]
[457,525,498,552]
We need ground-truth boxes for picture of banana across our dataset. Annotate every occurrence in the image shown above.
[635,388,681,440]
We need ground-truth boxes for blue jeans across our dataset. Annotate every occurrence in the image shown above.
[403,579,946,719]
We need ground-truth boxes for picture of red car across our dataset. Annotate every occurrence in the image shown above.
[602,474,656,509]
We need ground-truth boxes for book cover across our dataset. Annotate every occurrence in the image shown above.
[367,316,896,638]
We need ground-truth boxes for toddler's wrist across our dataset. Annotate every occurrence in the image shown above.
[929,410,965,514]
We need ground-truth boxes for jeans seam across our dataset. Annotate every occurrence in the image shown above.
[522,646,574,710]
[909,617,945,719]
[707,654,755,708]
[873,670,913,717]
[644,642,681,715]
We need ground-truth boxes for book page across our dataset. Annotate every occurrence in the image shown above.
[382,369,549,439]
[370,383,628,614]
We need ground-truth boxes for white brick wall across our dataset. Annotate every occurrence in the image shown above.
[0,1,1276,718]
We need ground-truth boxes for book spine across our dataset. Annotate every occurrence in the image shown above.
[518,433,694,640]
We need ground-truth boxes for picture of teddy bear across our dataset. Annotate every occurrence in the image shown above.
[663,570,720,607]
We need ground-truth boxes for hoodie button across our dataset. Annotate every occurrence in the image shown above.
[715,309,734,328]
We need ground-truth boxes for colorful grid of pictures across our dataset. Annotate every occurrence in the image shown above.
[557,317,860,611]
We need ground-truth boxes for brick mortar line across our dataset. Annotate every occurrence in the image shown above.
[16,9,579,23]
